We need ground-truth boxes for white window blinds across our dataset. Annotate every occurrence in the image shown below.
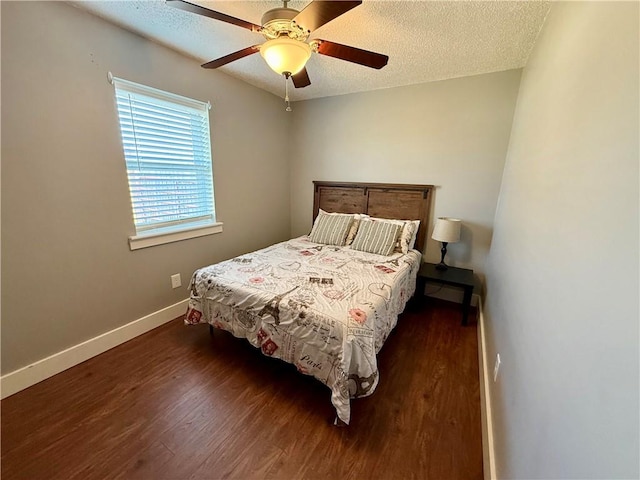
[113,77,215,235]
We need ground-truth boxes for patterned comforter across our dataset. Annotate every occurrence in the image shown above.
[185,236,421,424]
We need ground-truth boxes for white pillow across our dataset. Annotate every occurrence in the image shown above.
[402,220,421,252]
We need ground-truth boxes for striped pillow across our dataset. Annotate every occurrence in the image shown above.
[351,220,402,256]
[309,212,354,246]
[346,213,369,245]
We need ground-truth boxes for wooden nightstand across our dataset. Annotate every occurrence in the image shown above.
[417,262,475,325]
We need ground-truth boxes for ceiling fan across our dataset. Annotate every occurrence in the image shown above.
[167,0,389,90]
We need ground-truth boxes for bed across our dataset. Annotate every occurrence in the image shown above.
[185,181,434,424]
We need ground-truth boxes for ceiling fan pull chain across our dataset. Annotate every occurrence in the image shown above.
[284,73,292,112]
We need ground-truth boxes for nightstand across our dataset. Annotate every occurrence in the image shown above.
[417,262,475,325]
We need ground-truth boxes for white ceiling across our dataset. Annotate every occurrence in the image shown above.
[71,0,551,101]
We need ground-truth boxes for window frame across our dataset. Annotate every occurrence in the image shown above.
[111,76,222,250]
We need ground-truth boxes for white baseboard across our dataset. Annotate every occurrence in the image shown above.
[0,298,189,399]
[477,296,496,480]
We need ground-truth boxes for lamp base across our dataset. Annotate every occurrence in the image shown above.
[436,241,449,271]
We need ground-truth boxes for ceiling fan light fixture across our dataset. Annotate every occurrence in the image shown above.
[260,37,312,76]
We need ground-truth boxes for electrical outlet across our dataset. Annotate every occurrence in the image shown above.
[493,353,501,382]
[171,273,182,289]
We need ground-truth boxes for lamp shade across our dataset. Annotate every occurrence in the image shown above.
[260,37,312,76]
[432,217,461,243]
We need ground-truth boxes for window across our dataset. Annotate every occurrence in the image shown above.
[112,76,221,250]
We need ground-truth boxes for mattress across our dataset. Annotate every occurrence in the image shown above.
[185,235,421,424]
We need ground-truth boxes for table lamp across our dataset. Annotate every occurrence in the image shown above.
[432,217,461,270]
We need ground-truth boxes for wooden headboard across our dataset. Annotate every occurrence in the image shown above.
[313,181,434,253]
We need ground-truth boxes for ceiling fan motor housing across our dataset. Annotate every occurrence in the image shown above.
[261,7,309,41]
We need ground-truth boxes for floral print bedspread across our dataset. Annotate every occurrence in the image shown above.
[185,236,421,424]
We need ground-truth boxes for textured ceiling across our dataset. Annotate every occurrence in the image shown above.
[71,0,551,101]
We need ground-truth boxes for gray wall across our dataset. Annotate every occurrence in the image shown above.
[1,1,291,374]
[289,70,522,280]
[484,2,639,478]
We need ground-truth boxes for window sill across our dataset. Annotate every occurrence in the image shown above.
[129,222,223,251]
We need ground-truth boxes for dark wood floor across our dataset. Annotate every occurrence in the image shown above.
[1,300,482,480]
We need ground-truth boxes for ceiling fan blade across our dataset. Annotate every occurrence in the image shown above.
[315,40,388,69]
[293,1,361,33]
[167,0,262,33]
[201,46,261,69]
[292,68,311,88]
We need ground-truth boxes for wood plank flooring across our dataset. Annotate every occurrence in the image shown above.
[1,300,482,480]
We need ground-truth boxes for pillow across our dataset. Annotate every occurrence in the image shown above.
[350,219,402,256]
[366,217,420,254]
[399,220,420,253]
[346,213,369,245]
[313,209,367,245]
[309,211,354,246]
